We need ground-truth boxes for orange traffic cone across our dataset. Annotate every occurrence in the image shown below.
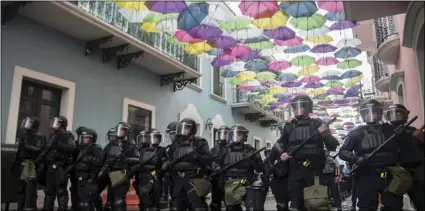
[101,176,139,205]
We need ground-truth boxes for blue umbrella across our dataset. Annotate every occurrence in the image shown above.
[251,86,268,92]
[340,70,363,79]
[279,1,318,18]
[277,72,298,82]
[334,47,362,59]
[207,48,224,56]
[241,36,269,44]
[177,3,209,31]
[284,44,311,54]
[273,93,291,99]
[321,75,341,81]
[324,12,345,21]
[245,59,268,71]
[304,82,324,89]
[221,69,241,78]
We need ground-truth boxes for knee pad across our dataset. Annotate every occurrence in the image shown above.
[58,188,68,197]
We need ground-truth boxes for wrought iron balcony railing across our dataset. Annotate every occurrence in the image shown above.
[373,56,389,82]
[374,16,399,49]
[70,1,199,71]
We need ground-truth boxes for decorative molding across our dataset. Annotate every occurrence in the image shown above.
[402,1,424,48]
[389,71,404,92]
[122,97,156,128]
[5,66,76,144]
[209,114,226,147]
[179,104,203,137]
[210,93,228,104]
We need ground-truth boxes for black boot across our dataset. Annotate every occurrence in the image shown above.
[93,195,104,211]
[23,178,37,211]
[58,193,69,211]
[17,194,26,211]
[43,194,56,211]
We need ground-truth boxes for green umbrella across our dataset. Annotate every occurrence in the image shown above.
[220,18,252,30]
[168,35,183,45]
[229,78,242,86]
[143,12,178,23]
[337,59,362,69]
[291,55,316,67]
[256,72,277,80]
[246,41,275,50]
[325,81,344,88]
[290,14,326,31]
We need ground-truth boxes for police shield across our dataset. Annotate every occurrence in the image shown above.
[245,173,267,210]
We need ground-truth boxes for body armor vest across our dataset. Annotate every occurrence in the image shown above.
[140,147,157,172]
[19,133,44,160]
[287,120,323,160]
[75,145,99,179]
[172,141,198,171]
[108,143,138,171]
[359,127,398,166]
[44,132,73,165]
[223,145,250,178]
[323,157,336,174]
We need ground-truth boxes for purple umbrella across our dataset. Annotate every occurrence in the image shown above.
[279,98,291,103]
[210,36,237,49]
[330,21,358,31]
[344,122,354,126]
[300,75,321,83]
[328,87,345,94]
[237,49,260,61]
[282,81,302,88]
[310,44,337,53]
[345,87,360,97]
[188,24,222,40]
[333,99,348,105]
[313,93,330,99]
[318,100,333,105]
[211,56,233,67]
[304,82,324,89]
[264,26,296,41]
[145,1,187,14]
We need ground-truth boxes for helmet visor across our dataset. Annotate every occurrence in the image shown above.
[136,133,148,145]
[21,117,34,129]
[360,106,383,123]
[291,100,311,116]
[50,117,62,130]
[176,122,193,136]
[384,108,408,122]
[229,128,247,143]
[216,129,230,142]
[148,133,162,145]
[79,134,93,145]
[117,125,129,138]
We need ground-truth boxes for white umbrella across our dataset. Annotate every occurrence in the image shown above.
[321,69,341,78]
[156,19,178,34]
[229,26,264,41]
[298,26,330,37]
[336,38,362,48]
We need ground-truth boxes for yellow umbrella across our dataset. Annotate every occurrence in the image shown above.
[307,88,327,96]
[268,86,288,95]
[305,35,334,44]
[140,22,158,32]
[297,65,320,77]
[236,71,257,81]
[253,10,289,30]
[317,97,331,102]
[115,1,147,11]
[261,95,278,104]
[184,42,212,55]
[345,75,364,88]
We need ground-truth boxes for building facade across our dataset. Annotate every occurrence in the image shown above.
[1,1,284,150]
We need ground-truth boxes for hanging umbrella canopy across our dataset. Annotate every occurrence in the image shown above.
[219,16,252,30]
[145,1,187,14]
[264,26,296,41]
[328,87,345,94]
[298,25,330,37]
[245,59,269,71]
[246,41,275,50]
[184,41,212,55]
[274,36,304,47]
[177,2,209,31]
[273,93,291,99]
[269,86,288,95]
[252,10,290,30]
[336,38,362,48]
[284,44,311,54]
[277,72,298,82]
[268,60,292,71]
[211,56,233,67]
[279,1,318,18]
[334,47,362,59]
[260,79,281,86]
[337,59,362,69]
[156,19,178,33]
[322,75,341,81]
[237,79,261,91]
[237,49,260,61]
[316,57,339,66]
[330,20,358,31]
[229,26,264,41]
[208,36,237,49]
[116,1,147,11]
[324,12,345,21]
[345,75,364,88]
[340,70,363,79]
[167,35,184,45]
[310,44,337,54]
[256,71,277,80]
[227,44,251,57]
[290,13,326,30]
[239,1,280,19]
[325,81,344,88]
[251,86,268,93]
[236,71,257,81]
[188,24,223,40]
[305,35,334,44]
[321,70,341,78]
[300,75,321,83]
[318,1,344,12]
[221,69,242,78]
[291,55,316,67]
[229,77,242,86]
[201,2,233,27]
[174,30,203,43]
[282,81,302,88]
[297,65,320,76]
[304,82,324,89]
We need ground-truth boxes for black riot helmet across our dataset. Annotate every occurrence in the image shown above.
[166,121,179,142]
[384,104,409,126]
[50,116,68,131]
[76,126,87,136]
[215,126,231,144]
[290,95,313,119]
[107,127,118,144]
[115,122,131,139]
[176,118,197,137]
[136,130,149,147]
[360,99,383,124]
[229,124,249,143]
[79,128,97,146]
[20,116,40,130]
[147,128,163,145]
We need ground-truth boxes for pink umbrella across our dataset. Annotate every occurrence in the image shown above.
[268,61,292,71]
[318,1,344,13]
[238,1,279,19]
[328,87,346,94]
[226,44,251,57]
[300,75,321,83]
[274,36,303,47]
[316,57,340,66]
[174,30,202,43]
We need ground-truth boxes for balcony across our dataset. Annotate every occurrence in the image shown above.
[374,16,400,65]
[373,56,390,92]
[15,1,200,91]
[231,89,284,128]
[367,51,375,65]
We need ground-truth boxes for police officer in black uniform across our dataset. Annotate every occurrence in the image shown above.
[215,124,265,211]
[279,95,339,210]
[70,126,87,211]
[210,126,230,211]
[134,130,148,211]
[163,121,179,209]
[41,116,75,211]
[162,118,213,211]
[264,124,289,211]
[16,117,46,211]
[339,99,404,210]
[384,104,424,211]
[72,128,103,211]
[98,122,139,211]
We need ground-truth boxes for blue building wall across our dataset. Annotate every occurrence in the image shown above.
[1,16,279,146]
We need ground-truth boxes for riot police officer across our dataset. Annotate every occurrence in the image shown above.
[163,121,179,209]
[279,95,339,210]
[339,100,405,210]
[72,128,103,211]
[70,126,87,211]
[134,130,148,211]
[384,104,424,211]
[16,117,46,211]
[210,126,230,211]
[40,116,75,211]
[264,124,289,211]
[98,122,139,211]
[215,124,265,211]
[162,118,213,211]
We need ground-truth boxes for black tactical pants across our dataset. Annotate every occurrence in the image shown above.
[43,165,70,211]
[287,165,325,210]
[323,173,341,208]
[137,173,162,211]
[172,173,208,211]
[17,177,37,211]
[357,168,403,211]
[77,178,98,211]
[210,178,224,211]
[69,171,79,210]
[270,176,289,211]
[109,182,129,211]
[94,175,113,211]
[351,175,358,210]
[408,180,424,211]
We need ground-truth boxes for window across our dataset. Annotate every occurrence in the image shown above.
[397,84,404,105]
[254,137,261,150]
[212,67,225,98]
[127,105,152,142]
[16,80,62,139]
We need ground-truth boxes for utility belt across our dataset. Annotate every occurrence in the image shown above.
[174,167,204,179]
[46,162,67,170]
[290,159,314,168]
[75,172,96,182]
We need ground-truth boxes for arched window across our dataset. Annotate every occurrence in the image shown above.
[397,84,404,105]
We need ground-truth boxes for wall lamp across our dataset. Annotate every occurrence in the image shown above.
[205,118,213,131]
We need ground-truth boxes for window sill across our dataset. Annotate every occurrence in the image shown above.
[187,83,203,92]
[210,93,227,104]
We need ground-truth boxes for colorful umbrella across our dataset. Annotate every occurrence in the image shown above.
[279,1,318,18]
[291,55,316,67]
[264,26,295,41]
[261,95,278,105]
[143,12,178,23]
[237,79,261,91]
[268,60,292,71]
[229,77,242,86]
[321,70,341,78]
[316,57,339,66]
[274,36,304,47]
[252,10,289,30]
[184,41,212,55]
[236,71,257,81]
[298,26,330,37]
[208,36,237,49]
[273,93,291,99]
[297,65,320,76]
[238,1,280,19]
[322,75,341,81]
[282,81,302,88]
[256,72,277,80]
[260,79,281,86]
[328,87,345,94]
[290,13,326,30]
[246,41,275,50]
[188,24,222,40]
[219,16,252,30]
[277,72,298,82]
[336,38,362,48]
[211,56,233,67]
[177,3,209,31]
[345,75,364,88]
[337,59,362,69]
[221,69,242,78]
[269,86,288,94]
[310,44,337,53]
[229,26,264,40]
[304,82,324,89]
[300,75,321,83]
[340,70,363,79]
[227,44,251,57]
[318,1,344,12]
[334,47,362,59]
[237,49,260,61]
[324,11,345,21]
[201,3,233,26]
[167,35,184,45]
[330,20,358,31]
[245,59,269,71]
[345,86,360,97]
[156,19,178,33]
[145,1,187,14]
[116,1,147,11]
[305,35,334,44]
[141,22,159,32]
[284,44,311,54]
[251,86,268,93]
[174,30,203,43]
